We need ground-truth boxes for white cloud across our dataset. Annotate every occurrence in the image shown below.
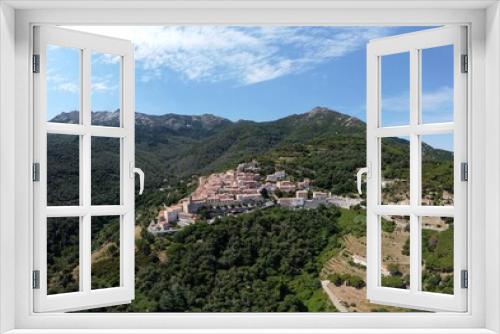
[92,81,110,92]
[382,86,453,114]
[382,92,410,113]
[56,82,79,94]
[47,71,79,94]
[66,26,394,85]
[92,77,118,93]
[422,86,453,112]
[94,53,121,65]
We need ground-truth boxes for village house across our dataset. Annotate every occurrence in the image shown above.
[277,197,305,208]
[312,191,328,200]
[296,190,309,199]
[277,180,296,192]
[151,160,362,234]
[266,170,286,182]
[297,178,311,189]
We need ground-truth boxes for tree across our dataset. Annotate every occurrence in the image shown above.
[328,273,343,287]
[197,206,211,219]
[346,275,366,289]
[387,263,402,276]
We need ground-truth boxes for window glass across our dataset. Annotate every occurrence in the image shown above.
[47,217,80,295]
[91,137,121,206]
[46,45,81,124]
[47,134,80,206]
[421,217,454,294]
[421,45,454,124]
[91,52,121,127]
[422,134,454,206]
[380,52,410,127]
[381,137,410,205]
[91,216,121,289]
[381,215,410,290]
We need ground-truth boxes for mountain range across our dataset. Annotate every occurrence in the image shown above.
[49,107,452,207]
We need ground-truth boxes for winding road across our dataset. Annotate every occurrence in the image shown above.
[321,280,348,312]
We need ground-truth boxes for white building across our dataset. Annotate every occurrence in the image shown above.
[296,190,309,199]
[312,191,328,200]
[266,170,286,182]
[277,197,304,208]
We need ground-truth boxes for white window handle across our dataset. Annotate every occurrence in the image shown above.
[134,168,144,195]
[356,167,368,195]
[130,163,145,195]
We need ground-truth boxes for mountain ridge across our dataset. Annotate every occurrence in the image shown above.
[50,106,363,130]
[48,106,452,208]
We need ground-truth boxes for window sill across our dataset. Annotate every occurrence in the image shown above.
[3,329,497,334]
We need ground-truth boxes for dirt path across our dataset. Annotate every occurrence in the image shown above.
[321,280,348,312]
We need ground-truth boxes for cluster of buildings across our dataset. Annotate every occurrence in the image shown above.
[190,160,263,204]
[148,160,362,234]
[277,191,362,209]
[149,161,267,234]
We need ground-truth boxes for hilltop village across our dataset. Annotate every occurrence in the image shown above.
[149,161,362,234]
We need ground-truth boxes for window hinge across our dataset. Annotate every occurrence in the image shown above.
[461,162,468,182]
[32,54,40,73]
[461,54,468,73]
[461,269,468,289]
[32,270,40,289]
[32,162,40,182]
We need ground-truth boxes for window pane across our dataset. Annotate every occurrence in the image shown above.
[421,134,454,206]
[47,134,80,206]
[91,216,120,289]
[381,215,410,290]
[421,45,454,124]
[421,216,454,294]
[46,45,81,124]
[91,137,121,205]
[47,217,80,295]
[380,52,410,127]
[381,137,410,205]
[91,52,121,127]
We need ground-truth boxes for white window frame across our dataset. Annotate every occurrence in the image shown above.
[32,25,136,312]
[365,26,468,312]
[1,1,499,333]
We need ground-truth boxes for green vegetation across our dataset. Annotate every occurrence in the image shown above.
[422,143,454,205]
[381,275,409,289]
[328,273,366,289]
[381,218,396,233]
[101,206,341,312]
[289,273,337,312]
[90,216,121,289]
[45,108,455,312]
[47,134,80,206]
[381,137,411,182]
[382,263,409,289]
[46,217,79,294]
[422,225,454,294]
[49,108,453,211]
[305,288,338,312]
[335,206,366,238]
[402,237,410,256]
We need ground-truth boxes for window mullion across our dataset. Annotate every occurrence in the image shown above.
[81,47,92,294]
[409,48,421,293]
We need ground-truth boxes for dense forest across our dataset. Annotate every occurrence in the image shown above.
[122,206,342,312]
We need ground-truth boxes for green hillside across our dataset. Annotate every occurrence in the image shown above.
[46,107,454,312]
[51,106,452,206]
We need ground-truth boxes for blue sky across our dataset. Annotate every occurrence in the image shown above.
[47,26,454,150]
